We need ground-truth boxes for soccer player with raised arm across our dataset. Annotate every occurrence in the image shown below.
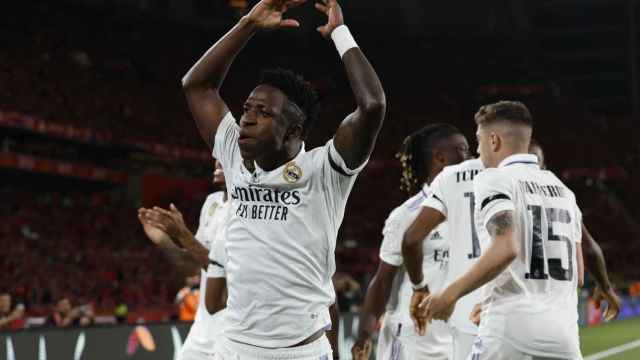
[423,101,584,359]
[138,160,231,360]
[181,0,386,358]
[351,124,469,360]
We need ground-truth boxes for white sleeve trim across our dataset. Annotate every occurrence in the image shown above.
[422,197,447,218]
[482,201,516,230]
[327,139,369,176]
[379,253,403,267]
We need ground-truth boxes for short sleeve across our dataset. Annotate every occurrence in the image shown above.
[378,209,405,266]
[315,140,369,222]
[473,169,516,230]
[422,172,448,217]
[212,112,239,169]
[207,237,227,279]
[326,139,369,176]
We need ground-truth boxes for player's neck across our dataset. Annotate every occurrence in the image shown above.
[495,149,530,167]
[253,143,302,171]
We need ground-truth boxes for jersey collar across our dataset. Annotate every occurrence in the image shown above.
[245,143,307,181]
[498,153,539,169]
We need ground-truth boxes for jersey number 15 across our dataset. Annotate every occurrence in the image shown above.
[525,205,574,282]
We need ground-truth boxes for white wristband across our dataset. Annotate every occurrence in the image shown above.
[331,25,358,58]
[412,276,429,291]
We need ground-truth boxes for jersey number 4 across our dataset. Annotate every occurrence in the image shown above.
[525,205,573,281]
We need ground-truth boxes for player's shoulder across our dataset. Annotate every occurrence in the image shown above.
[206,191,226,205]
[384,191,425,225]
[474,166,513,192]
[200,191,225,218]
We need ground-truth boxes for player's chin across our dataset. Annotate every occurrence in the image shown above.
[238,141,260,160]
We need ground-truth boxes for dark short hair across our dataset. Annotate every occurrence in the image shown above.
[396,123,463,194]
[475,101,532,127]
[259,68,320,139]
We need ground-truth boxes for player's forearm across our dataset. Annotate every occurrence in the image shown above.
[174,230,209,269]
[357,278,391,339]
[157,239,201,275]
[402,232,426,285]
[327,301,340,358]
[582,224,612,290]
[446,232,517,300]
[182,17,256,89]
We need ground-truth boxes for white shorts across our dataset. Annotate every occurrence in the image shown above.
[177,333,216,360]
[451,327,475,360]
[213,334,332,360]
[468,335,583,360]
[376,319,451,360]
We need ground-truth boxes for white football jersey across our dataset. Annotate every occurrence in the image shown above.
[378,185,451,357]
[422,158,484,335]
[212,112,365,348]
[473,154,582,359]
[186,191,232,354]
[379,185,449,324]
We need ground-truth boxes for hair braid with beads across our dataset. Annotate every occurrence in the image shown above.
[396,123,462,194]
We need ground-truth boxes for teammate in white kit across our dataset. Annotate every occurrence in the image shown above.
[351,124,469,360]
[402,154,485,359]
[138,160,232,360]
[423,101,584,359]
[181,0,386,358]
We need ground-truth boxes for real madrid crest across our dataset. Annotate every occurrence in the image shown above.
[207,202,219,217]
[283,162,302,183]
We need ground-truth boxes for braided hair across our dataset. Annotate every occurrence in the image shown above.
[396,123,462,194]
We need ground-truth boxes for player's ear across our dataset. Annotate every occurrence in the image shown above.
[285,123,304,141]
[433,149,446,167]
[490,132,500,152]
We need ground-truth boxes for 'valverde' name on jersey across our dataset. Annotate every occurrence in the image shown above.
[213,112,366,348]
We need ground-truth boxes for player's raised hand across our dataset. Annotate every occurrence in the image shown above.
[315,0,344,39]
[142,206,189,241]
[246,0,307,30]
[421,291,456,322]
[138,208,171,245]
[593,285,621,321]
[351,336,373,360]
[410,290,429,336]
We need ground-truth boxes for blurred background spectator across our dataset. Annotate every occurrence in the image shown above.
[0,292,25,331]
